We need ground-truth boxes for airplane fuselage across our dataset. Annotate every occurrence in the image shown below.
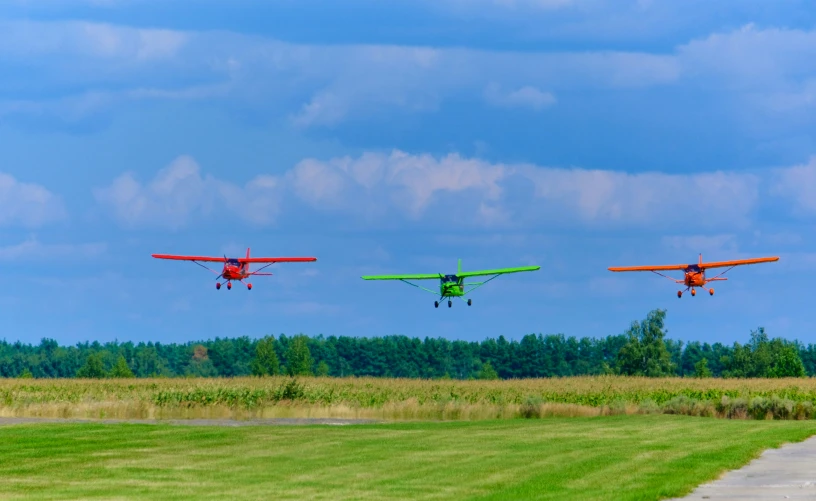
[440,279,465,297]
[221,264,250,281]
[684,270,706,287]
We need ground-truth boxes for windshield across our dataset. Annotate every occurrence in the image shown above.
[227,259,240,267]
[442,275,458,283]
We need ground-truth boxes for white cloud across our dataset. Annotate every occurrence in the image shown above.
[0,172,66,227]
[99,150,783,229]
[0,20,679,128]
[0,237,106,261]
[677,24,816,91]
[94,155,282,228]
[521,167,759,226]
[288,150,506,219]
[0,20,187,61]
[484,83,556,110]
[771,156,816,215]
[1,17,815,130]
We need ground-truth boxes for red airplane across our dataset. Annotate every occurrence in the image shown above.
[152,248,317,290]
[608,254,779,297]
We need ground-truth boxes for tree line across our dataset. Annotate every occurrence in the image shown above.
[4,310,813,379]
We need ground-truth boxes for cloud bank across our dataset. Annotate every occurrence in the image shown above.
[4,20,813,128]
[93,151,800,230]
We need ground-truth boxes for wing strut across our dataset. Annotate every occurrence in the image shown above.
[650,270,683,283]
[248,262,277,276]
[463,274,501,295]
[707,265,736,280]
[191,260,221,276]
[398,279,440,296]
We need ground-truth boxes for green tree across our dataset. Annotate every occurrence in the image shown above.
[286,336,314,376]
[76,353,107,378]
[693,358,712,378]
[315,361,330,377]
[616,309,674,377]
[251,336,280,376]
[478,361,500,380]
[768,344,806,378]
[109,355,135,378]
[18,368,33,379]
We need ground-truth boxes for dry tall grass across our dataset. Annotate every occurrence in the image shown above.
[2,376,815,420]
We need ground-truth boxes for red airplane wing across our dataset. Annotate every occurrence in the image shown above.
[240,257,317,263]
[152,254,228,262]
[701,256,779,269]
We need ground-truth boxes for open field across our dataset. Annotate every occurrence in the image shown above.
[4,376,816,420]
[0,416,815,500]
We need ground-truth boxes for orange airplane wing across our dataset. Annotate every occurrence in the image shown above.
[701,256,779,269]
[608,264,688,272]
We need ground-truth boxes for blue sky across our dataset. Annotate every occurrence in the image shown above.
[1,0,816,346]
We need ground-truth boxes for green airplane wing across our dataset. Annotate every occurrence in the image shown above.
[361,273,441,280]
[457,266,540,278]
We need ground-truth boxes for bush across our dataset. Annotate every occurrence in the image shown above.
[519,395,544,418]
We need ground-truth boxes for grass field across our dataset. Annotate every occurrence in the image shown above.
[4,376,816,420]
[0,415,814,500]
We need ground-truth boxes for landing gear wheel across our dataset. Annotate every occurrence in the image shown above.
[247,283,252,290]
[448,300,452,308]
[467,299,472,306]
[227,282,232,290]
[677,290,682,298]
[216,283,221,290]
[709,288,714,296]
[434,301,439,308]
[690,288,696,297]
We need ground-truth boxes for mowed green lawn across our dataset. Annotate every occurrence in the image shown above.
[0,416,814,500]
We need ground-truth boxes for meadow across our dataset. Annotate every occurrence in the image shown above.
[4,376,816,420]
[1,416,815,500]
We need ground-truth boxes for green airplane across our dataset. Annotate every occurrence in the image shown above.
[361,259,540,308]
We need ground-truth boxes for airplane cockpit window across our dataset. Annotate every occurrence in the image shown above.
[228,259,240,267]
[442,275,458,283]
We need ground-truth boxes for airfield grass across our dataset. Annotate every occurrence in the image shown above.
[5,376,816,420]
[1,416,815,500]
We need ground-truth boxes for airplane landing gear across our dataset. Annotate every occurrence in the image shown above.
[434,301,439,308]
[677,290,682,298]
[709,288,714,296]
[690,288,696,296]
[227,282,232,290]
[448,300,452,308]
[467,299,472,306]
[247,283,252,290]
[216,283,221,290]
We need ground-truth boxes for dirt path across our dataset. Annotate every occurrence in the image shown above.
[0,417,377,426]
[669,436,816,500]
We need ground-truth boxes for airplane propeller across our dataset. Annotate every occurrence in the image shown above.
[216,254,228,280]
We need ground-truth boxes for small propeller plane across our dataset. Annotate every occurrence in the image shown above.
[152,248,317,290]
[361,259,540,308]
[608,254,779,297]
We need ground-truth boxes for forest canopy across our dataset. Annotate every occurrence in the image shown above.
[1,310,812,379]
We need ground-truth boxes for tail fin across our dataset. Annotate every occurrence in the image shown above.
[247,247,251,260]
[458,259,462,275]
[245,248,251,271]
[699,253,703,267]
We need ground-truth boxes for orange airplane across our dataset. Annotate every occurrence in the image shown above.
[608,254,779,297]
